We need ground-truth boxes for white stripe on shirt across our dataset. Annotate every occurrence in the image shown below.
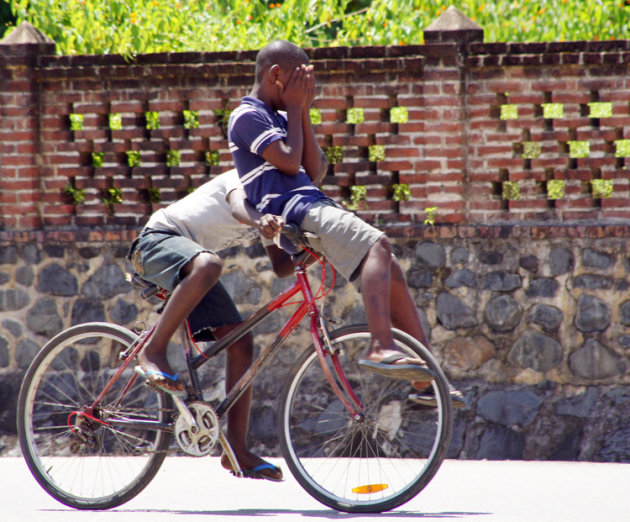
[256,193,280,212]
[240,162,272,187]
[251,128,281,155]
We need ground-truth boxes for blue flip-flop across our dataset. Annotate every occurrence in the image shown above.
[135,365,186,397]
[231,461,284,482]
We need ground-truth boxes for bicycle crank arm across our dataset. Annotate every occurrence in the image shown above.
[218,431,242,477]
[172,395,198,430]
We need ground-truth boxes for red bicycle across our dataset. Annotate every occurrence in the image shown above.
[17,230,453,513]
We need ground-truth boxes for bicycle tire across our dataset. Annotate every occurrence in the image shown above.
[280,324,453,513]
[17,322,174,510]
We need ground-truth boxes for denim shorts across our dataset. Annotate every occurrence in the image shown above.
[128,229,242,340]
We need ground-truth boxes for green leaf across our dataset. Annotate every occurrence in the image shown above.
[147,187,161,204]
[547,179,565,200]
[345,184,367,211]
[541,103,564,119]
[69,113,84,131]
[424,206,438,226]
[145,111,160,130]
[126,150,141,168]
[588,102,612,119]
[503,181,520,200]
[500,104,518,120]
[205,150,220,166]
[368,145,385,162]
[166,150,181,167]
[109,113,122,130]
[591,179,613,199]
[522,142,541,159]
[182,110,199,129]
[614,140,630,158]
[392,183,410,202]
[325,146,343,165]
[91,152,104,167]
[346,107,364,125]
[390,106,409,124]
[309,107,322,125]
[568,141,589,158]
[103,187,123,205]
[64,184,85,205]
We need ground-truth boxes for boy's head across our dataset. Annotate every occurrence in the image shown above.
[255,40,310,84]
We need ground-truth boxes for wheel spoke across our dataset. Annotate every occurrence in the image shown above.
[18,323,173,510]
[281,325,453,513]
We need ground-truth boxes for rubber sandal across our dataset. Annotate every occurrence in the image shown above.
[238,462,284,482]
[358,354,434,383]
[224,458,284,482]
[409,386,466,409]
[134,365,186,397]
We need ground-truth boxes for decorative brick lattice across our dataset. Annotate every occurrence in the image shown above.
[467,41,630,223]
[1,40,630,231]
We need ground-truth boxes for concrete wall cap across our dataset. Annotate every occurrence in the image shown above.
[424,6,484,43]
[0,21,55,45]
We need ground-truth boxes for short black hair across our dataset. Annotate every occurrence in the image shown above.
[255,40,309,80]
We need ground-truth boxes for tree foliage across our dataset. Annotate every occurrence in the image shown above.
[6,0,630,56]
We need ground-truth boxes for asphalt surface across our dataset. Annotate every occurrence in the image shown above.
[3,456,630,521]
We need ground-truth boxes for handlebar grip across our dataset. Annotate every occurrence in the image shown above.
[281,223,301,244]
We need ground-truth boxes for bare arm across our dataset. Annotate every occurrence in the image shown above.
[301,109,327,186]
[261,108,303,176]
[227,188,283,239]
[265,244,295,278]
[261,65,310,176]
[300,67,328,185]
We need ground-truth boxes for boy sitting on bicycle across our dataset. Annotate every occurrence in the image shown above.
[128,169,291,481]
[228,40,460,400]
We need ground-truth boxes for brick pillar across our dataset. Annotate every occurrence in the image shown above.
[0,23,55,230]
[416,7,483,225]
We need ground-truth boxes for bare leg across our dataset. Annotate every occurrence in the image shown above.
[138,252,223,379]
[217,326,282,479]
[389,256,431,348]
[360,237,419,364]
[360,236,395,352]
[356,236,436,385]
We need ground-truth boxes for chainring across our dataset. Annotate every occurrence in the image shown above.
[174,401,220,457]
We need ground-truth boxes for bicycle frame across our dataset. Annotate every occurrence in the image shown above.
[189,259,364,419]
[88,255,363,435]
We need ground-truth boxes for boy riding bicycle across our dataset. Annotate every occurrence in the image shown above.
[128,169,290,481]
[228,40,464,405]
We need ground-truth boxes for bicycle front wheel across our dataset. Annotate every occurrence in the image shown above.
[17,322,173,510]
[280,325,453,513]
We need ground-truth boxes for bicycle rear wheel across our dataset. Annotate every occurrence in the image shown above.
[17,322,173,510]
[280,325,453,513]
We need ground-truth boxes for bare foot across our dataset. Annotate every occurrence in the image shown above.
[136,349,184,394]
[221,452,283,481]
[137,349,175,377]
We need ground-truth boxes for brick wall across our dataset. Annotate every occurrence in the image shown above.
[1,34,629,234]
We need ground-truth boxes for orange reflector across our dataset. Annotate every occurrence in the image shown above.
[352,483,389,494]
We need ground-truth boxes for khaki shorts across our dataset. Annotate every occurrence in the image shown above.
[300,201,385,283]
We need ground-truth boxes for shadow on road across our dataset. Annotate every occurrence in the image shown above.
[44,508,490,519]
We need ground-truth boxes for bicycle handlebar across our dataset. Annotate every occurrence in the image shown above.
[281,223,302,245]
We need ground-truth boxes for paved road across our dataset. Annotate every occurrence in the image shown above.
[3,456,630,521]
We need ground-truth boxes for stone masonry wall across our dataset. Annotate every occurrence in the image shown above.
[2,225,630,462]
